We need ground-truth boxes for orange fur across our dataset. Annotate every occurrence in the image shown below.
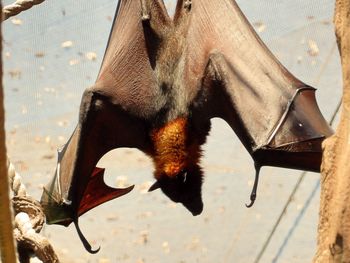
[151,118,201,179]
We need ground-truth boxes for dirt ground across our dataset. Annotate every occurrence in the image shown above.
[2,0,342,262]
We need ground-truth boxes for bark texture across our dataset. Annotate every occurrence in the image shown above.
[314,0,350,262]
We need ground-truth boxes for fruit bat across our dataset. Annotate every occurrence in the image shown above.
[40,0,333,253]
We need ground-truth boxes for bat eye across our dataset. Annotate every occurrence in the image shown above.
[177,170,187,183]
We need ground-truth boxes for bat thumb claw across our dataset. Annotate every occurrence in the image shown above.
[74,219,101,254]
[245,193,256,208]
[245,199,255,208]
[88,246,100,254]
[245,164,261,208]
[245,203,253,208]
[86,245,100,254]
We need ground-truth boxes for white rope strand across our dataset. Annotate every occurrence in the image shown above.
[7,158,59,262]
[8,160,27,197]
[2,0,45,21]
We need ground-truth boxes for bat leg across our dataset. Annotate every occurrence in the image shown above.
[173,0,192,22]
[245,163,261,208]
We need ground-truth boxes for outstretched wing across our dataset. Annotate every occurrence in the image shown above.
[40,0,334,250]
[41,0,163,225]
[176,0,333,206]
[40,87,150,252]
[41,0,164,252]
[178,0,333,170]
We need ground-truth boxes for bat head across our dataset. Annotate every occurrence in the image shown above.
[149,117,207,215]
[149,166,204,216]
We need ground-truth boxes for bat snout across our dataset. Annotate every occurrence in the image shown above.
[159,182,204,216]
[182,198,203,216]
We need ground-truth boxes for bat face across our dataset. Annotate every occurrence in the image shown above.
[149,167,204,216]
[41,0,333,253]
[149,117,209,215]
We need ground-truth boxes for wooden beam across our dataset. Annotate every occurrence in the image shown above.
[314,0,350,262]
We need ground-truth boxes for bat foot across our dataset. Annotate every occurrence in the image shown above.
[140,0,150,21]
[142,14,150,21]
[184,0,192,10]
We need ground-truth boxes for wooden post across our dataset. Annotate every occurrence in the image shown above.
[0,1,17,262]
[314,0,350,262]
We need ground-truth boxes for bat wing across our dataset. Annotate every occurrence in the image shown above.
[40,94,149,252]
[94,0,170,119]
[41,0,164,252]
[40,0,334,250]
[178,0,333,204]
[179,0,333,167]
[41,163,134,226]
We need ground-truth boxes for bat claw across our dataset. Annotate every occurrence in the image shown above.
[140,0,150,21]
[245,193,256,208]
[74,219,101,254]
[142,14,150,21]
[87,246,100,254]
[245,164,261,208]
[184,0,192,10]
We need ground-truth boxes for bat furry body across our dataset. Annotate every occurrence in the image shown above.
[41,0,333,253]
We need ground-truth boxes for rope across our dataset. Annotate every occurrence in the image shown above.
[1,1,58,259]
[8,160,27,197]
[8,159,59,263]
[2,0,46,21]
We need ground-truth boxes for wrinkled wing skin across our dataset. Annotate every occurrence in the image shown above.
[41,0,156,226]
[182,0,333,170]
[95,0,162,118]
[41,164,134,226]
[41,0,334,231]
[41,90,150,226]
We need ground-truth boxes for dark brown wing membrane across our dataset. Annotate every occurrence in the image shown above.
[77,167,134,217]
[182,0,332,156]
[40,0,334,252]
[95,0,164,119]
[181,0,333,205]
[40,0,165,253]
[41,166,134,227]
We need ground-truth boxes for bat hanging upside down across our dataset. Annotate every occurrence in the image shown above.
[41,0,333,253]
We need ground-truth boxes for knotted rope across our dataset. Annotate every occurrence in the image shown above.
[8,160,59,263]
[2,0,46,21]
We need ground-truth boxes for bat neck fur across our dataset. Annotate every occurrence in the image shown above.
[151,117,202,179]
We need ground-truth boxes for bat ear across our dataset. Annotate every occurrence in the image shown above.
[148,181,160,192]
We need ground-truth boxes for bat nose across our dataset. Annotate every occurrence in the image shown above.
[183,198,203,216]
[190,206,203,216]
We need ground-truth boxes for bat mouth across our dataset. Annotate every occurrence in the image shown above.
[187,204,203,216]
[181,197,203,216]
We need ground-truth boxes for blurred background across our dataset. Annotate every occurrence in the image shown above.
[2,0,342,262]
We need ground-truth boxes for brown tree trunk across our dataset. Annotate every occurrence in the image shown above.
[314,0,350,262]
